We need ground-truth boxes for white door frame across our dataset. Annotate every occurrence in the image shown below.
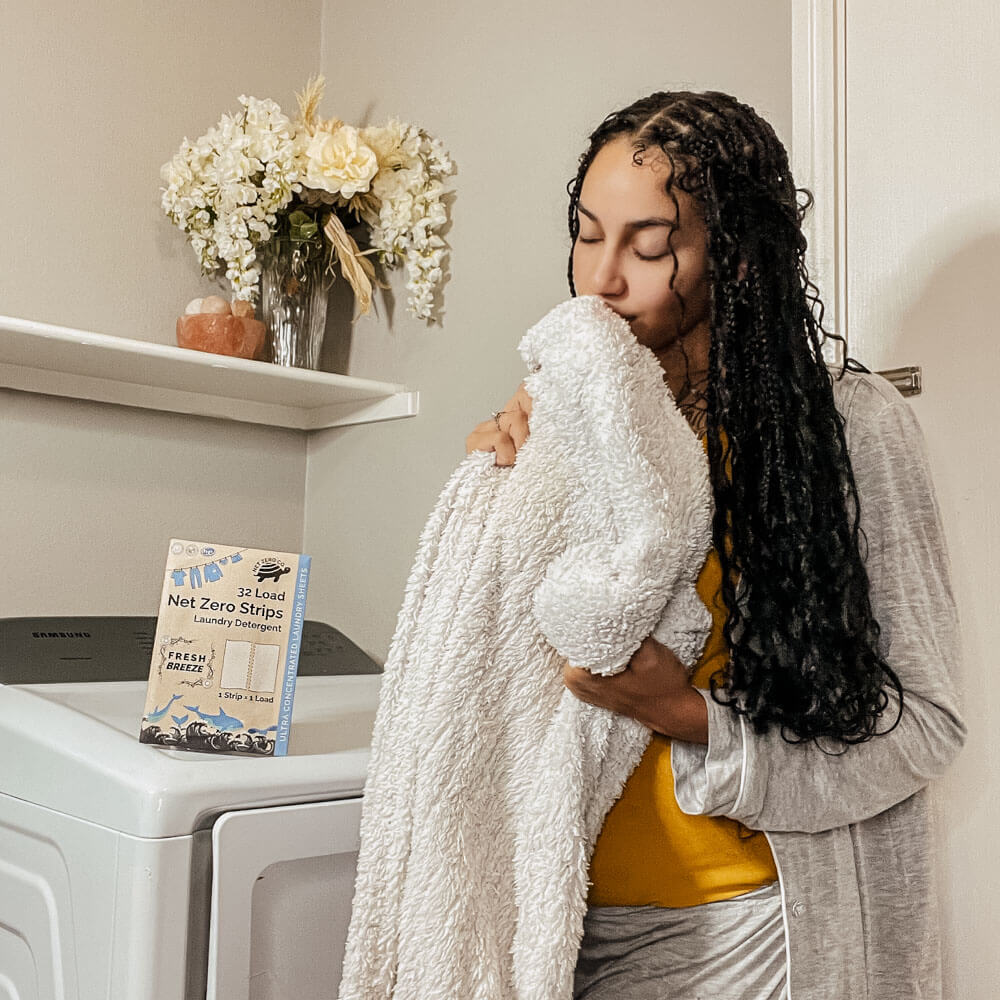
[791,0,847,366]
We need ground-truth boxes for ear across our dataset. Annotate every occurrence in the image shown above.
[737,258,748,282]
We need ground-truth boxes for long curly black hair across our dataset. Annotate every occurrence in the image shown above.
[567,91,903,744]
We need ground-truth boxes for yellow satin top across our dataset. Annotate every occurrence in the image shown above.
[586,545,778,908]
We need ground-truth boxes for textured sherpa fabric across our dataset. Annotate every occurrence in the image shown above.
[337,296,713,1000]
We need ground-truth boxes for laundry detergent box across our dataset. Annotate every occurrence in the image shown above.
[139,539,311,756]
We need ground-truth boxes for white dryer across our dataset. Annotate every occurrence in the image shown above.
[0,617,382,1000]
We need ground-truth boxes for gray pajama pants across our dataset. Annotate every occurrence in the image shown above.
[573,882,788,1000]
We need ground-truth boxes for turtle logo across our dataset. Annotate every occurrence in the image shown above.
[253,558,291,584]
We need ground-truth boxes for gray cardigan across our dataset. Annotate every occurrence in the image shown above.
[671,370,967,1000]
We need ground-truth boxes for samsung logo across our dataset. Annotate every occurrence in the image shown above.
[31,631,92,638]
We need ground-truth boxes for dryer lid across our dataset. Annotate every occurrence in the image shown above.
[0,673,380,839]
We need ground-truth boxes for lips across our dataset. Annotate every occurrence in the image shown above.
[601,303,636,325]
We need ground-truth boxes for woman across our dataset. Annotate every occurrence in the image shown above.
[465,92,965,999]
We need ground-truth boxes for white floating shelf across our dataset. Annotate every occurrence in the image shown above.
[0,315,418,431]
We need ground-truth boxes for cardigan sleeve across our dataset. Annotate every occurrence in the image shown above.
[671,378,967,834]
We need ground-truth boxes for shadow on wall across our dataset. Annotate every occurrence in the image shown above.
[885,224,998,824]
[318,276,358,375]
[316,264,413,375]
[889,225,1000,417]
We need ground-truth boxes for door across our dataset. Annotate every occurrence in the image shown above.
[206,797,363,1000]
[797,2,1000,995]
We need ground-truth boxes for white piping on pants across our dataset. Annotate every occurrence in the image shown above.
[764,831,793,1000]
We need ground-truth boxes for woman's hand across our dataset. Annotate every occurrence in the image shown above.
[465,383,533,467]
[563,636,709,743]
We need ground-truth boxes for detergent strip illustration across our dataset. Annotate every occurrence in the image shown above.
[139,539,311,756]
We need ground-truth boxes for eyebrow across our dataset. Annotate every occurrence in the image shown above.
[577,203,677,231]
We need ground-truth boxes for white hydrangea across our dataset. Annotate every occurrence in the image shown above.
[360,121,454,320]
[160,95,300,300]
[161,90,454,319]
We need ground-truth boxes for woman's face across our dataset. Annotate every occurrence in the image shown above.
[572,136,712,375]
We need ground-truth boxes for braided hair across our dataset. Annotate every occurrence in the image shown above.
[568,91,902,744]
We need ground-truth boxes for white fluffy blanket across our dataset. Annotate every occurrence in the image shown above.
[338,297,712,1000]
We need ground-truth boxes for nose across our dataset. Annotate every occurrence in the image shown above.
[592,247,626,299]
[575,240,627,301]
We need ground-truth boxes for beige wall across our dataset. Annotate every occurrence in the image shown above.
[0,1,319,614]
[0,0,321,341]
[1,392,306,616]
[305,0,792,661]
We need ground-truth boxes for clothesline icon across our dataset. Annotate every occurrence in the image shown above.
[170,551,246,589]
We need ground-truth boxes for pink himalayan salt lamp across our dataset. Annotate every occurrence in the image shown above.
[176,313,267,361]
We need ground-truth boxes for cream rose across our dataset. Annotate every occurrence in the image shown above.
[303,125,378,199]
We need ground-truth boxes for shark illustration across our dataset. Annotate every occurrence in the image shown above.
[147,693,183,723]
[171,714,189,727]
[184,704,244,731]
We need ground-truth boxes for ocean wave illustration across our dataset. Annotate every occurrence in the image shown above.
[140,720,276,755]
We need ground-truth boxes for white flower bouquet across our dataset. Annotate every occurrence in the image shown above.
[160,77,454,321]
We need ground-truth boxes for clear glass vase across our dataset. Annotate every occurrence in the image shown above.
[259,244,329,369]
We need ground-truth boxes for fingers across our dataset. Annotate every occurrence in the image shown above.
[464,420,518,466]
[502,406,530,451]
[464,383,534,465]
[498,382,533,452]
[491,433,518,467]
[507,382,534,420]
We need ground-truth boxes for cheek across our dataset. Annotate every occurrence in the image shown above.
[633,269,680,316]
[674,247,711,302]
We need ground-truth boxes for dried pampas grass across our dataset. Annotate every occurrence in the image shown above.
[295,75,343,137]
